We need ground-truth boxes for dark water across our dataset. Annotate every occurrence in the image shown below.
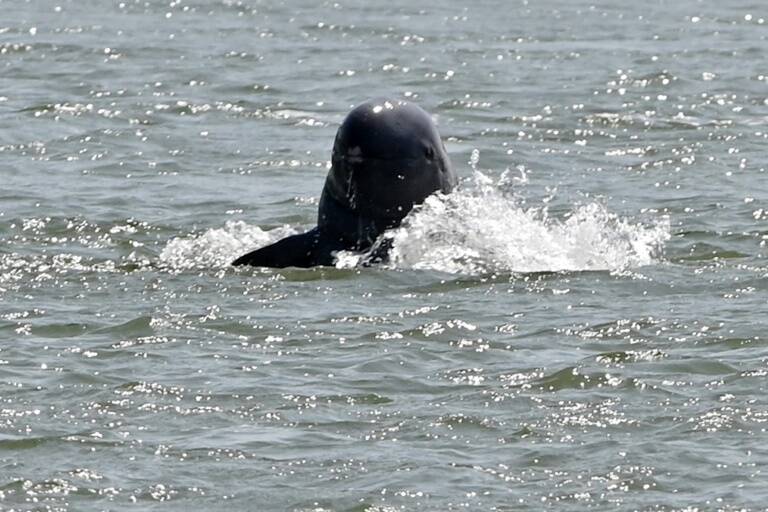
[2,0,768,510]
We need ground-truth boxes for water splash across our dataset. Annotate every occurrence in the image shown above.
[159,220,296,270]
[340,171,670,275]
[160,174,669,274]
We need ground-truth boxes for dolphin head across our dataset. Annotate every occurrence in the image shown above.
[233,98,456,268]
[318,98,456,247]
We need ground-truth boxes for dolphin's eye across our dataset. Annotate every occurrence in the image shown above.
[425,146,435,160]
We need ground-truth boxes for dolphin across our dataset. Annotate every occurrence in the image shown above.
[232,98,456,268]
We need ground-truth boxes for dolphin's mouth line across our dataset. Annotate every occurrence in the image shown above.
[335,155,431,164]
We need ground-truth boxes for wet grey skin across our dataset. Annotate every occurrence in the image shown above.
[232,98,457,268]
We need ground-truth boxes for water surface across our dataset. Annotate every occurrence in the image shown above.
[2,0,768,510]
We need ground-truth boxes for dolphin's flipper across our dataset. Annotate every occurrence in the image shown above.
[232,227,349,268]
[232,228,322,268]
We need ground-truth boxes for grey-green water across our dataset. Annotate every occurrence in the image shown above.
[2,0,768,510]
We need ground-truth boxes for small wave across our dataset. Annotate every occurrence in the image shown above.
[340,171,670,274]
[159,220,297,270]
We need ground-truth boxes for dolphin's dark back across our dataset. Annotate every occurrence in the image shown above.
[232,98,456,268]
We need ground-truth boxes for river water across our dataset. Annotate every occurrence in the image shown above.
[2,0,768,510]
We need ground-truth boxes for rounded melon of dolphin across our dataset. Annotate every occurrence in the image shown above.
[232,98,456,268]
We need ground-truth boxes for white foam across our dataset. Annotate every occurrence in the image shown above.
[159,220,297,270]
[339,171,670,275]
